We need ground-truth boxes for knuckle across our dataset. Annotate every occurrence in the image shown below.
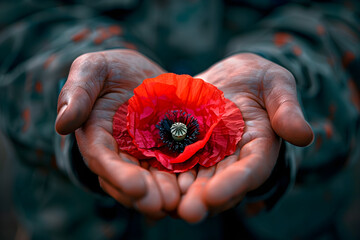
[72,52,93,67]
[280,67,296,83]
[273,63,295,80]
[265,64,296,86]
[71,52,106,73]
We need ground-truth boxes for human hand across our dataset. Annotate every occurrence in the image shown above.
[55,49,180,219]
[177,53,314,222]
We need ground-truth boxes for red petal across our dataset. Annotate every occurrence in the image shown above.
[198,98,245,167]
[112,101,148,159]
[143,99,244,173]
[113,74,243,173]
[147,155,199,173]
[127,73,226,163]
[143,99,245,173]
[167,118,218,164]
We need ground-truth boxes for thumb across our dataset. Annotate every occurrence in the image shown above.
[271,101,313,146]
[264,68,314,147]
[55,53,107,135]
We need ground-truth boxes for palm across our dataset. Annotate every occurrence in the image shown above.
[177,53,313,222]
[56,50,181,218]
[74,50,165,156]
[201,53,282,185]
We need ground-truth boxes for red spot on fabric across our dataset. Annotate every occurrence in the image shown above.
[245,201,266,217]
[348,78,360,111]
[292,45,302,56]
[22,108,30,132]
[328,104,337,120]
[315,134,323,150]
[108,25,123,35]
[123,42,137,50]
[51,155,58,170]
[43,54,56,69]
[71,28,91,42]
[316,25,325,36]
[99,27,112,39]
[327,56,335,66]
[35,82,43,93]
[274,32,292,47]
[93,27,112,45]
[323,122,333,138]
[342,51,356,68]
[93,37,103,45]
[36,149,44,159]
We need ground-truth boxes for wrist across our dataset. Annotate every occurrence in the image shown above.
[244,140,296,210]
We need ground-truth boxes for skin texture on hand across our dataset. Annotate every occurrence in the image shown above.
[176,53,314,223]
[55,49,181,219]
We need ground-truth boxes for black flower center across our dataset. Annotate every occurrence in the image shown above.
[156,110,200,153]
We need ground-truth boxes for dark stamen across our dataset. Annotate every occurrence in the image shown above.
[156,110,200,153]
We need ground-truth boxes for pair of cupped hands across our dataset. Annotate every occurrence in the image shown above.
[55,49,313,223]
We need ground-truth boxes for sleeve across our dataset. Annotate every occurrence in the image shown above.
[0,4,156,193]
[227,1,360,212]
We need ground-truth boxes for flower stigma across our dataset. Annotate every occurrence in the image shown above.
[156,110,200,153]
[170,122,187,141]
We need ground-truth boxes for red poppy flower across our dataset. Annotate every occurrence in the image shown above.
[112,73,245,173]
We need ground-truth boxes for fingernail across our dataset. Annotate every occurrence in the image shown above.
[55,104,68,134]
[56,104,67,122]
[58,104,67,118]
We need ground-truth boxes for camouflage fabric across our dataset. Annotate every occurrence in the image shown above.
[0,0,359,239]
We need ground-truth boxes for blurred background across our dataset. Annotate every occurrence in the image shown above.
[0,130,18,240]
[0,0,360,239]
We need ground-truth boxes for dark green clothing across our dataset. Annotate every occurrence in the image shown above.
[0,0,360,239]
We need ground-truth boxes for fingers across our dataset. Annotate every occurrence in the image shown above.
[55,53,107,135]
[264,67,314,147]
[92,149,147,198]
[75,125,147,199]
[76,120,168,218]
[78,128,166,218]
[177,168,197,194]
[204,135,280,209]
[99,177,134,208]
[77,124,167,218]
[100,174,166,220]
[214,154,238,174]
[134,170,166,219]
[203,155,259,209]
[150,167,180,212]
[119,151,140,166]
[178,166,215,223]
